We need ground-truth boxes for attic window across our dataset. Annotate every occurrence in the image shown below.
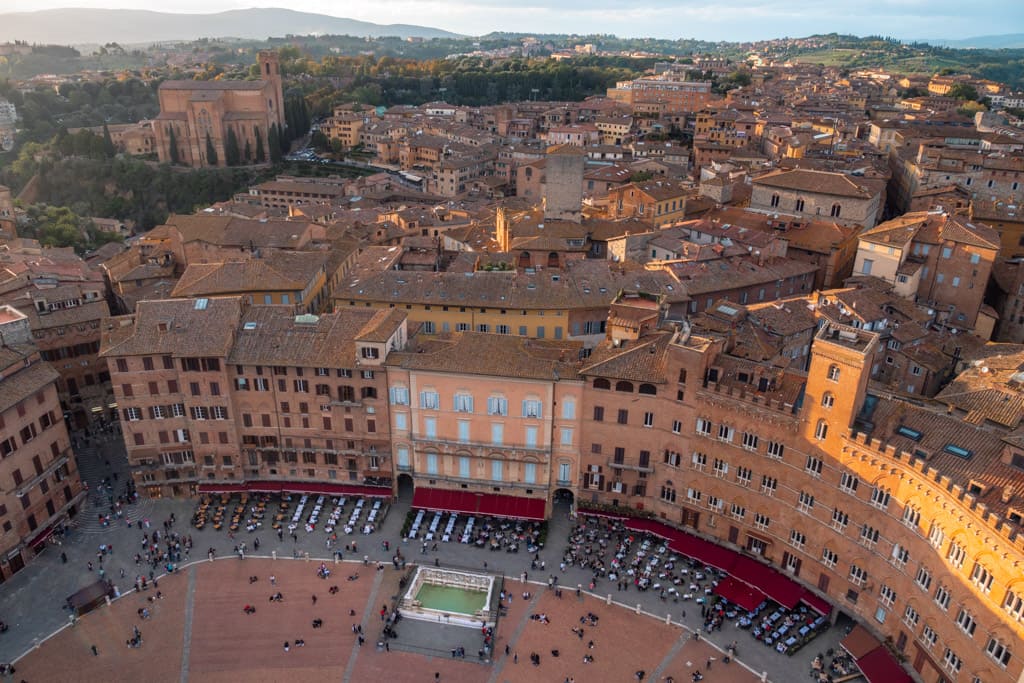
[1008,510,1023,525]
[967,480,985,496]
[243,322,257,331]
[944,444,973,459]
[897,426,923,442]
[194,298,209,310]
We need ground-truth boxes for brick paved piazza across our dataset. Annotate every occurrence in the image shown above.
[0,434,847,681]
[13,559,762,683]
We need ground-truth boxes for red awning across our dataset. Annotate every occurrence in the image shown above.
[29,526,56,549]
[276,482,392,498]
[857,646,914,683]
[730,555,804,608]
[619,517,830,612]
[412,487,545,521]
[800,590,832,616]
[577,508,628,520]
[197,481,392,497]
[246,481,284,494]
[714,575,767,612]
[842,624,881,659]
[197,483,248,494]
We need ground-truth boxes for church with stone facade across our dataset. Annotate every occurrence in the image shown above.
[153,51,285,168]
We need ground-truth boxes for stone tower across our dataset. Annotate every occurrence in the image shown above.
[258,51,286,130]
[803,321,878,451]
[543,144,585,223]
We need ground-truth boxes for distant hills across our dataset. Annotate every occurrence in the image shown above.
[923,34,1024,49]
[0,8,461,45]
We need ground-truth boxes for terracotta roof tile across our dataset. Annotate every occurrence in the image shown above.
[387,331,582,381]
[753,169,873,198]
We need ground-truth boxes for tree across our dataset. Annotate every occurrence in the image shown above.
[225,127,240,167]
[254,126,266,163]
[205,132,218,167]
[948,83,979,101]
[101,123,116,157]
[21,204,88,251]
[310,129,329,153]
[167,126,180,165]
[243,138,252,164]
[268,124,282,163]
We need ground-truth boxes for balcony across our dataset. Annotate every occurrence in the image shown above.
[412,436,550,457]
[410,472,542,492]
[607,458,653,473]
[556,479,573,487]
[12,450,72,498]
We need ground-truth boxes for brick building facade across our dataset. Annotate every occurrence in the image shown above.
[0,306,85,581]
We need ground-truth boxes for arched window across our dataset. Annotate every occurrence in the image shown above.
[827,364,840,382]
[593,378,610,390]
[830,203,842,218]
[815,419,828,441]
[770,193,780,208]
[615,380,634,393]
[795,198,805,212]
[821,392,835,408]
[660,482,676,503]
[638,383,657,396]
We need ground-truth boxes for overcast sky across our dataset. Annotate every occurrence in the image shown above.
[2,1,1019,41]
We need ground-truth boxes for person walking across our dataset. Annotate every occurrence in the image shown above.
[91,645,98,656]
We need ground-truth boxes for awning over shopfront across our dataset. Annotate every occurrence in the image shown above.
[578,511,833,617]
[28,526,57,549]
[730,555,804,609]
[800,591,832,616]
[412,487,546,521]
[276,482,392,498]
[713,575,767,612]
[841,624,881,659]
[197,482,247,494]
[197,481,392,498]
[856,645,914,683]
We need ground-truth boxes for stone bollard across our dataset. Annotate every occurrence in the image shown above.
[761,673,767,682]
[304,551,310,562]
[665,613,672,625]
[272,550,277,560]
[606,594,612,605]
[635,603,641,615]
[334,555,339,565]
[105,595,111,606]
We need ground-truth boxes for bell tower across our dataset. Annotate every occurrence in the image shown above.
[803,321,878,452]
[258,51,285,130]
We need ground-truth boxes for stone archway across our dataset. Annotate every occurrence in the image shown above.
[553,487,575,506]
[396,473,414,501]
